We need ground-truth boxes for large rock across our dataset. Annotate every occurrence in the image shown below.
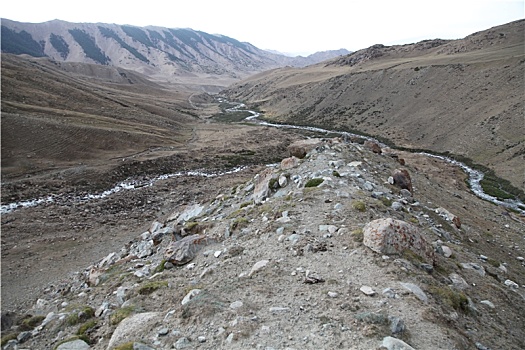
[253,168,274,204]
[56,339,90,350]
[287,139,324,159]
[391,169,413,193]
[280,156,301,170]
[364,140,382,154]
[107,312,162,350]
[363,218,435,264]
[164,234,215,266]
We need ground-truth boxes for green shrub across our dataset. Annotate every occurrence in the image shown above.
[77,320,97,335]
[137,281,168,295]
[332,171,341,177]
[305,178,324,188]
[19,315,45,330]
[113,341,135,350]
[352,200,366,212]
[430,286,468,312]
[1,333,19,347]
[110,306,135,326]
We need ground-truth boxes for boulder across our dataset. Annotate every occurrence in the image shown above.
[281,156,301,170]
[287,139,324,159]
[253,168,274,204]
[56,339,90,350]
[391,169,413,193]
[364,140,382,154]
[107,312,162,350]
[363,218,435,264]
[164,234,215,266]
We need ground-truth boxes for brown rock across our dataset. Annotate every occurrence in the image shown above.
[287,139,324,159]
[363,218,435,265]
[364,140,382,154]
[281,156,301,170]
[392,169,413,193]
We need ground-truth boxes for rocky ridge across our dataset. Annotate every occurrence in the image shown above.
[2,137,524,350]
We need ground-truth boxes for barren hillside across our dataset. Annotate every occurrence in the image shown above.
[223,20,525,194]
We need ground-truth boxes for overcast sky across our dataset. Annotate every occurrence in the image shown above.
[2,0,523,56]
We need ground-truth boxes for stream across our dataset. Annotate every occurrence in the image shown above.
[2,102,524,215]
[236,102,525,215]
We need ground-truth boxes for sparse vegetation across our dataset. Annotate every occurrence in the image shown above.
[77,319,97,336]
[352,200,366,212]
[110,306,135,325]
[429,286,468,312]
[137,280,168,295]
[19,315,45,330]
[305,178,324,187]
[113,342,135,350]
[1,333,19,347]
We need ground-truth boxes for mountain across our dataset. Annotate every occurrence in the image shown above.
[222,19,525,196]
[1,19,349,90]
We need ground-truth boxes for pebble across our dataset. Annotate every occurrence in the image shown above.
[230,300,243,309]
[382,336,415,350]
[360,285,376,296]
[198,336,206,343]
[327,291,339,298]
[214,250,222,258]
[400,282,428,303]
[441,246,453,258]
[504,279,519,289]
[175,337,192,349]
[269,307,290,313]
[181,289,202,305]
[158,328,169,336]
[248,260,270,277]
[480,300,495,309]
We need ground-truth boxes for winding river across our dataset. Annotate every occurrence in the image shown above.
[2,102,524,215]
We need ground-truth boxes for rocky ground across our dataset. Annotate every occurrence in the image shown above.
[2,136,524,350]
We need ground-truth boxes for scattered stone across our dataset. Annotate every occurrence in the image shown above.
[399,189,412,198]
[287,139,324,159]
[177,204,204,222]
[55,339,90,350]
[400,282,428,303]
[364,140,382,154]
[107,312,162,349]
[391,201,404,211]
[382,336,416,350]
[133,343,156,350]
[504,279,519,289]
[449,273,469,290]
[278,174,288,187]
[230,300,243,309]
[281,156,301,170]
[327,291,339,298]
[441,246,453,258]
[164,234,215,266]
[198,336,206,343]
[480,300,495,308]
[389,316,406,334]
[461,263,486,276]
[214,250,222,258]
[158,327,169,336]
[475,342,493,350]
[363,218,435,264]
[253,168,273,203]
[382,288,397,298]
[181,289,202,305]
[175,337,192,349]
[248,259,269,277]
[269,307,290,313]
[17,331,31,343]
[360,285,376,296]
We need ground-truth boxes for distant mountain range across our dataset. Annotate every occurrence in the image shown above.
[0,19,351,87]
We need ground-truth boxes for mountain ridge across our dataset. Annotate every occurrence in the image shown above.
[1,18,350,89]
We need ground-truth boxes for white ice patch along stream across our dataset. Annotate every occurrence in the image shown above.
[1,166,246,214]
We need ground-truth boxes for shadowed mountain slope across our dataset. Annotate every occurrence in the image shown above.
[1,19,349,90]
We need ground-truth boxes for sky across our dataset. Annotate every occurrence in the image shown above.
[2,0,523,56]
